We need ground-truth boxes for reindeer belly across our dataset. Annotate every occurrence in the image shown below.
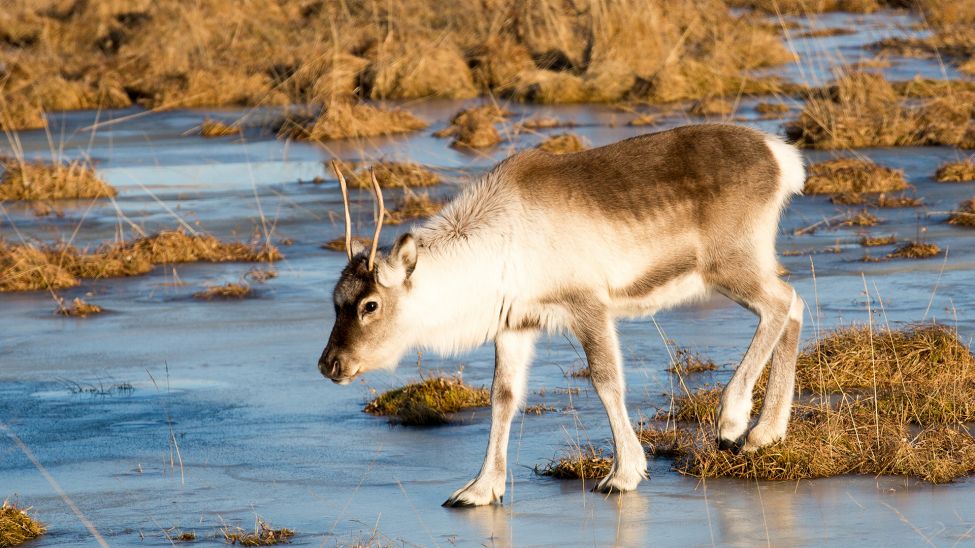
[609,271,709,317]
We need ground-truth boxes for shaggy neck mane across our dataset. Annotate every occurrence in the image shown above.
[402,171,517,355]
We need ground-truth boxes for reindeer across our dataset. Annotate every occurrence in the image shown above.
[318,123,805,507]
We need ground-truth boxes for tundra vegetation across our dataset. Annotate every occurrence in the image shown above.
[949,199,975,227]
[0,501,45,547]
[364,374,490,426]
[336,162,441,189]
[936,161,975,183]
[0,231,280,292]
[536,133,587,154]
[222,518,294,546]
[0,159,116,200]
[193,282,253,300]
[55,296,103,317]
[551,324,975,484]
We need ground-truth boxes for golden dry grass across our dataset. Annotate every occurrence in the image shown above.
[639,324,975,483]
[839,210,880,227]
[787,71,975,149]
[887,241,941,259]
[0,501,45,547]
[536,133,586,154]
[628,113,657,126]
[364,374,490,426]
[688,97,733,117]
[949,198,975,227]
[524,403,557,415]
[755,101,790,117]
[804,158,907,194]
[199,118,241,137]
[518,116,572,129]
[536,446,614,480]
[55,297,103,317]
[321,236,373,253]
[936,161,975,182]
[0,159,116,201]
[667,346,718,375]
[280,101,427,141]
[193,282,252,300]
[860,235,897,247]
[0,231,281,292]
[0,0,799,128]
[385,193,444,225]
[222,519,294,546]
[340,162,441,189]
[434,105,509,149]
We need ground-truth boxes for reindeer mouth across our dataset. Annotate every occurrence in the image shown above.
[331,375,357,385]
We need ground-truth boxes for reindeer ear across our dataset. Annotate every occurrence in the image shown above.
[377,233,417,287]
[349,239,366,257]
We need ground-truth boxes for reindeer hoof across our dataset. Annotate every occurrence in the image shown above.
[716,435,745,454]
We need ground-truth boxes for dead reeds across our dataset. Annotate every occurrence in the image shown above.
[222,518,294,546]
[193,283,252,300]
[887,241,941,259]
[55,297,103,317]
[0,159,116,201]
[0,231,281,292]
[948,198,975,227]
[936,161,975,182]
[339,162,440,189]
[667,346,718,375]
[199,118,241,137]
[281,101,427,141]
[638,323,975,483]
[364,374,490,426]
[434,105,509,149]
[0,501,45,547]
[536,446,614,480]
[536,133,586,154]
[385,193,443,225]
[804,158,907,194]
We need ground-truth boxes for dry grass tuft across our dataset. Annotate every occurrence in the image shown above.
[0,159,116,201]
[839,210,880,227]
[804,158,907,194]
[56,297,103,317]
[174,531,196,543]
[222,519,294,546]
[518,117,572,130]
[949,198,975,227]
[667,346,718,375]
[341,162,440,189]
[887,241,941,259]
[536,133,586,154]
[859,235,897,247]
[364,374,490,426]
[435,105,509,149]
[936,161,975,182]
[322,235,373,253]
[385,193,444,225]
[874,193,923,208]
[0,231,280,292]
[536,446,613,480]
[628,113,657,126]
[643,324,975,483]
[787,71,975,149]
[688,97,733,117]
[199,118,240,137]
[755,101,790,117]
[193,282,252,300]
[282,102,426,141]
[524,403,557,415]
[0,501,45,547]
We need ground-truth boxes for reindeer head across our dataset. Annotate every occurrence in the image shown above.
[318,162,418,384]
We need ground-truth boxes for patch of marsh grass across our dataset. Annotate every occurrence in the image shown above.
[536,133,586,154]
[222,518,294,546]
[936,161,975,182]
[364,374,490,426]
[0,159,116,201]
[0,501,45,547]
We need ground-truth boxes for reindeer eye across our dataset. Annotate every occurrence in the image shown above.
[363,301,379,314]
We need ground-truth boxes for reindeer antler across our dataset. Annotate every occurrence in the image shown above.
[367,170,385,271]
[328,160,353,262]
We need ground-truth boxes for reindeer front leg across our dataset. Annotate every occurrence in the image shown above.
[443,329,537,507]
[573,308,648,493]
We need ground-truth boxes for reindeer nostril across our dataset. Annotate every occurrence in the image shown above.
[330,358,341,376]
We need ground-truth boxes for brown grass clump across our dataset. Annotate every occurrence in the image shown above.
[0,501,45,547]
[193,283,252,300]
[688,97,733,117]
[222,519,294,546]
[0,231,280,292]
[874,193,923,208]
[282,102,426,141]
[936,161,975,182]
[364,374,490,426]
[755,101,790,117]
[56,297,103,317]
[788,71,975,149]
[536,133,586,154]
[342,162,440,189]
[887,241,941,259]
[385,193,444,225]
[628,113,657,127]
[667,346,718,375]
[524,403,557,415]
[0,159,116,201]
[728,0,895,13]
[860,235,897,247]
[536,446,613,480]
[321,235,373,253]
[948,199,975,227]
[643,323,975,483]
[839,210,880,227]
[803,158,907,194]
[518,117,572,130]
[199,118,241,137]
[434,105,509,149]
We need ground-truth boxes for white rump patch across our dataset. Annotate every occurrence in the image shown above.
[765,136,806,196]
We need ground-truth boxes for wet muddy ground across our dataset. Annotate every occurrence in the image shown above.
[3,10,975,547]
